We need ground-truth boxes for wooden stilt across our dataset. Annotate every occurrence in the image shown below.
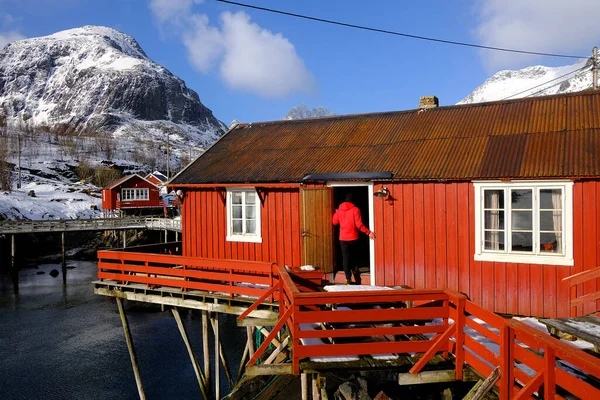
[11,234,18,291]
[61,232,66,284]
[202,310,211,393]
[116,297,146,400]
[171,308,210,400]
[123,230,126,248]
[214,313,220,400]
[210,318,233,386]
[312,374,321,400]
[301,373,308,400]
[176,231,179,241]
[236,341,249,383]
[246,326,255,358]
[164,229,168,243]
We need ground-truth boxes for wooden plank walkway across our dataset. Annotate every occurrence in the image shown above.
[0,217,181,234]
[540,315,600,353]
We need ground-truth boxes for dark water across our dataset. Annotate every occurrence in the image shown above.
[0,261,246,400]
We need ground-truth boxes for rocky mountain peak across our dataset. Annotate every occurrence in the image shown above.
[0,25,225,147]
[283,103,335,120]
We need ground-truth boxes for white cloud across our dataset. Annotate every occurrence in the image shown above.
[149,0,204,23]
[0,31,25,49]
[474,0,600,69]
[149,2,315,98]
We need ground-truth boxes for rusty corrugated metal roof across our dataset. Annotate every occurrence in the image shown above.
[171,90,600,184]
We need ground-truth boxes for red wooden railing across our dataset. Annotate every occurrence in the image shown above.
[244,266,600,400]
[97,249,280,300]
[562,266,600,314]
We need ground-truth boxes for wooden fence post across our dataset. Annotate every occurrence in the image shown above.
[544,346,556,399]
[499,324,514,400]
[455,296,466,380]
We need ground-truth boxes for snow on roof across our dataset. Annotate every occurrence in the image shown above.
[146,171,168,182]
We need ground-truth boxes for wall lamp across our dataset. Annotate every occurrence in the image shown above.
[374,186,389,198]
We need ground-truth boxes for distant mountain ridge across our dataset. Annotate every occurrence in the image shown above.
[459,57,594,104]
[0,25,226,146]
[284,103,335,120]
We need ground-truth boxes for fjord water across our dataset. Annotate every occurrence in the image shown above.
[0,261,245,400]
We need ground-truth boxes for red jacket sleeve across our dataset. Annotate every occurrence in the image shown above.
[353,208,371,235]
[332,210,339,225]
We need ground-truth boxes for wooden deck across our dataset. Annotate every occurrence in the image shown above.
[540,315,600,352]
[95,248,600,399]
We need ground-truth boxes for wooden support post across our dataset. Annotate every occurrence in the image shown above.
[171,308,210,400]
[301,373,308,400]
[214,313,220,400]
[123,230,126,248]
[202,311,211,393]
[11,234,18,291]
[246,326,255,358]
[210,317,233,386]
[116,297,146,400]
[463,366,500,400]
[236,341,249,383]
[61,231,67,285]
[312,374,321,400]
[176,231,179,241]
[164,229,168,243]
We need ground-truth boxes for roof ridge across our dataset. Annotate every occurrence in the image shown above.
[235,89,600,127]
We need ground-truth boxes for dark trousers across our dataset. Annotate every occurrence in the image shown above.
[340,239,358,282]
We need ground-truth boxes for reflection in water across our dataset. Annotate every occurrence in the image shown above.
[0,261,245,400]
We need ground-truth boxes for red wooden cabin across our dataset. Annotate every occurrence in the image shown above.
[170,91,600,319]
[102,174,162,215]
[145,171,168,187]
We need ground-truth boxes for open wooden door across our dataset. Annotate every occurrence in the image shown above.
[301,187,334,273]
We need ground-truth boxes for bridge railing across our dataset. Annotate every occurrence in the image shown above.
[0,217,181,234]
[245,266,600,399]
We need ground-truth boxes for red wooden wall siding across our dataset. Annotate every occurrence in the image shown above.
[374,181,600,319]
[182,188,302,267]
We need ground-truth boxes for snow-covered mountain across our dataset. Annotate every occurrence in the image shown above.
[283,104,335,120]
[0,25,226,146]
[459,57,594,104]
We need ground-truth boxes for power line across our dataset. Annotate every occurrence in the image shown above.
[215,0,587,59]
[525,66,592,98]
[501,63,591,100]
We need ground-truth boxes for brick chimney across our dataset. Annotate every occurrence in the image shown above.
[417,96,439,109]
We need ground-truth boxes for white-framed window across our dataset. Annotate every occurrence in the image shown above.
[474,181,573,266]
[226,188,262,243]
[121,188,149,201]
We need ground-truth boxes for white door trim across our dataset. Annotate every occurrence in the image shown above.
[327,181,375,286]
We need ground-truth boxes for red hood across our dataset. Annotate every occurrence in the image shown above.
[338,202,354,211]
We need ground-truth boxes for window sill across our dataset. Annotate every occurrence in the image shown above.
[474,253,574,266]
[226,235,262,244]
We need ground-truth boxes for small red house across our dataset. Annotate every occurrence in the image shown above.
[145,171,168,187]
[170,91,600,319]
[102,174,162,215]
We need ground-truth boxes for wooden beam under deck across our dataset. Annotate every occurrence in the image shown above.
[93,280,279,319]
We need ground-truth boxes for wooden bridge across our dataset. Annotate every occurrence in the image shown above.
[95,245,600,400]
[0,217,181,234]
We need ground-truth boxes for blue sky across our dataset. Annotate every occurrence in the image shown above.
[1,0,598,125]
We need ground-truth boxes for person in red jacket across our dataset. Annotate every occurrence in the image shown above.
[332,194,375,284]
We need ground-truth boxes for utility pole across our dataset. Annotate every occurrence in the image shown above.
[166,132,170,179]
[16,127,21,189]
[593,46,598,90]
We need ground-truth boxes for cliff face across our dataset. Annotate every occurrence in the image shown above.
[0,25,225,146]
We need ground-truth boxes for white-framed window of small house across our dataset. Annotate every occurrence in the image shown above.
[473,180,573,266]
[121,188,150,201]
[226,188,262,243]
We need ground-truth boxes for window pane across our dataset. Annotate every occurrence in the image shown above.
[485,231,505,250]
[246,220,256,234]
[540,189,562,210]
[232,205,242,219]
[232,192,242,204]
[540,210,562,231]
[245,191,256,204]
[232,220,243,233]
[512,232,533,252]
[485,210,504,230]
[540,233,561,253]
[511,210,532,230]
[511,189,532,209]
[484,190,504,209]
[246,205,256,219]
